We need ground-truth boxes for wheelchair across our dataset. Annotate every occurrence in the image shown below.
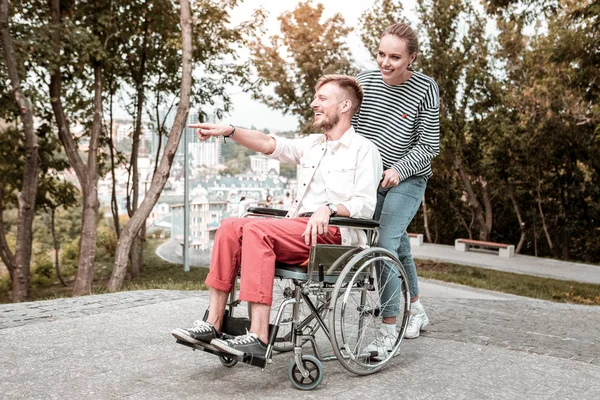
[174,207,411,390]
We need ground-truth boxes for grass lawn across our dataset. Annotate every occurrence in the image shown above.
[0,239,210,303]
[416,259,600,305]
[2,240,600,305]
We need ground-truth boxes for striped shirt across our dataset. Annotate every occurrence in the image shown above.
[351,70,440,181]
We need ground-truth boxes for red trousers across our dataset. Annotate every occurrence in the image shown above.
[205,217,341,305]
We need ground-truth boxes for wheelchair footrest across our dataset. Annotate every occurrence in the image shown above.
[175,339,268,368]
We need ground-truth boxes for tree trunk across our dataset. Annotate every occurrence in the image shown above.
[127,10,150,279]
[421,195,432,243]
[72,64,103,296]
[450,151,489,240]
[51,208,67,286]
[506,183,526,254]
[1,0,40,301]
[130,234,142,279]
[532,206,538,257]
[0,186,16,281]
[108,87,120,238]
[450,202,472,239]
[536,179,553,250]
[480,177,493,235]
[49,0,103,296]
[108,0,193,291]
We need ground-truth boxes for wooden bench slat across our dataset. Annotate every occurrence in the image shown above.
[457,239,509,249]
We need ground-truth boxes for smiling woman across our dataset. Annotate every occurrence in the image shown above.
[351,22,441,341]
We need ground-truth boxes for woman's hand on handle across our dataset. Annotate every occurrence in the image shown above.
[380,168,400,189]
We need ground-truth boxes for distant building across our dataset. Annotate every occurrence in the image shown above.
[170,193,229,251]
[250,153,280,176]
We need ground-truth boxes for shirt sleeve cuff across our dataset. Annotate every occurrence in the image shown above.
[339,201,358,218]
[264,135,284,158]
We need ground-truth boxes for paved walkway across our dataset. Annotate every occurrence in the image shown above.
[412,243,600,284]
[1,284,599,399]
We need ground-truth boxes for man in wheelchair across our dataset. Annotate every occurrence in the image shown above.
[172,75,383,360]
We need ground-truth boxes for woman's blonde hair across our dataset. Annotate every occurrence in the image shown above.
[382,23,419,64]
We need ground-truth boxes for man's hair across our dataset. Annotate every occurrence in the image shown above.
[381,23,419,65]
[315,75,364,115]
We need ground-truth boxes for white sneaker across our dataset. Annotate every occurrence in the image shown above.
[363,327,398,360]
[405,309,429,339]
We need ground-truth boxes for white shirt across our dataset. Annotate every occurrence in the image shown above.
[267,126,383,245]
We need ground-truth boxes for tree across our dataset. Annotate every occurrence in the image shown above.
[416,0,497,241]
[0,0,40,301]
[106,0,192,291]
[47,0,117,295]
[487,0,600,260]
[107,0,266,290]
[249,0,357,133]
[358,0,405,56]
[115,0,182,278]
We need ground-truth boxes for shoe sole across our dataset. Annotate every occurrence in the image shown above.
[171,328,216,346]
[211,338,245,357]
[172,329,202,344]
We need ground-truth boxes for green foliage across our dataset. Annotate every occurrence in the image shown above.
[60,238,80,270]
[358,0,405,57]
[31,257,54,288]
[249,0,357,133]
[96,225,118,260]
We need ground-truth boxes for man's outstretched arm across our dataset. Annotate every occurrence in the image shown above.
[189,123,276,155]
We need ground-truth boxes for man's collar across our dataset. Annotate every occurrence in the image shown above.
[337,125,356,147]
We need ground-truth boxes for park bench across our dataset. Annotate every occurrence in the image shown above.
[454,238,514,258]
[408,233,423,246]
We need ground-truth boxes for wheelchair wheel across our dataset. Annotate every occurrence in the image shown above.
[288,355,324,390]
[271,278,328,352]
[219,355,238,368]
[329,247,410,375]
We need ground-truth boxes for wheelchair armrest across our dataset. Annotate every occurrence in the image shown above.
[330,217,379,229]
[246,207,288,217]
[299,212,379,229]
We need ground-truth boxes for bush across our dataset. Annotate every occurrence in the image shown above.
[60,237,80,268]
[31,258,55,288]
[96,225,117,259]
[0,274,10,297]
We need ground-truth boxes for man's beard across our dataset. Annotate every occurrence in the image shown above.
[313,113,339,131]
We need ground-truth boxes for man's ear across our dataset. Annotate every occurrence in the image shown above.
[341,99,352,114]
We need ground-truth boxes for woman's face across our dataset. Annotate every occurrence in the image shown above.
[376,34,416,84]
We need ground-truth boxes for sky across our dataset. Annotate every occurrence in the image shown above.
[216,0,420,132]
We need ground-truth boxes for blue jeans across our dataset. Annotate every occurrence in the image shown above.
[374,176,426,317]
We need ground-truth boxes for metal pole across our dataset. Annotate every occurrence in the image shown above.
[184,125,190,272]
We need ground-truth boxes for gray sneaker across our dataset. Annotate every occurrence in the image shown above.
[211,332,267,357]
[171,320,218,344]
[405,310,429,339]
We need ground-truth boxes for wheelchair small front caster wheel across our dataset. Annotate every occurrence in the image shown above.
[288,355,324,390]
[219,355,238,368]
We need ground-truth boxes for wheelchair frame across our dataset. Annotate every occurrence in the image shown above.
[174,207,411,390]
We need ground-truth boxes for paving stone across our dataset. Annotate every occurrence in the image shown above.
[1,286,599,399]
